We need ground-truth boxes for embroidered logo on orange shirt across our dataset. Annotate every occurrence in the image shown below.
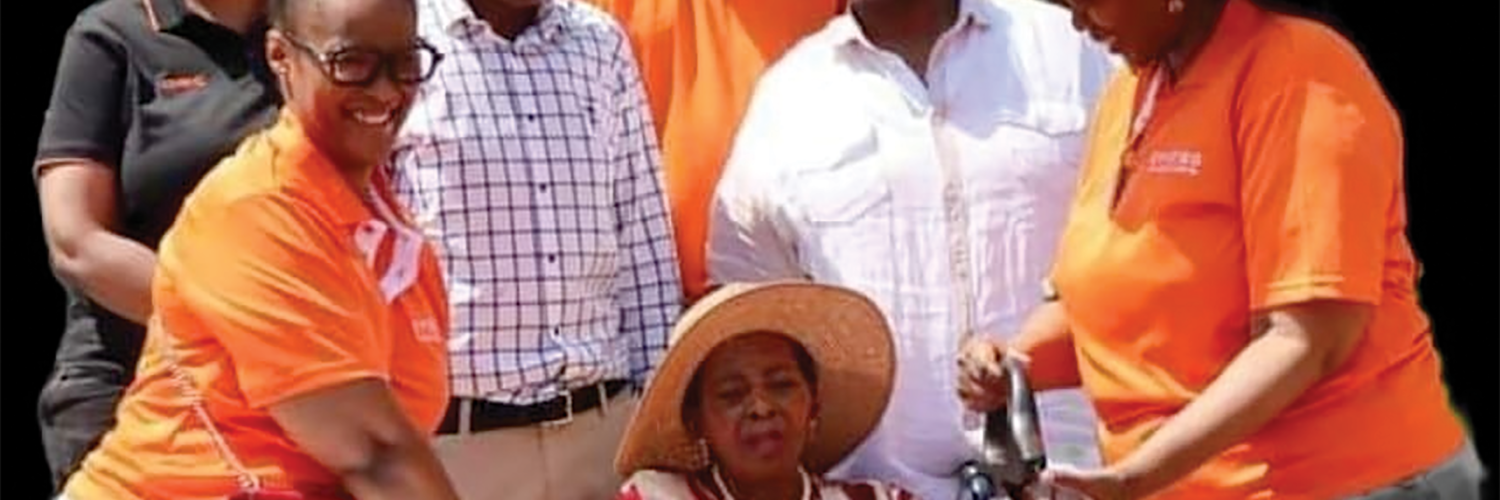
[1140,149,1203,176]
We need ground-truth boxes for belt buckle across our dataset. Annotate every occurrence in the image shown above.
[541,389,576,428]
[540,383,612,428]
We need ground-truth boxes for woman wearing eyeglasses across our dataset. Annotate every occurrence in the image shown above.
[57,0,460,498]
[956,0,1483,498]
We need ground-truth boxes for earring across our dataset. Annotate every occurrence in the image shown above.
[695,438,712,467]
[1167,0,1184,13]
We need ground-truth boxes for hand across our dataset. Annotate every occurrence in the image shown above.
[1036,465,1137,500]
[956,337,1014,412]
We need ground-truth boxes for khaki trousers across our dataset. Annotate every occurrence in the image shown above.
[434,392,639,500]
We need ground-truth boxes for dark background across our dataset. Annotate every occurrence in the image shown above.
[3,0,1497,498]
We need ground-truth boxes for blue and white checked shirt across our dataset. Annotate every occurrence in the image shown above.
[389,0,682,405]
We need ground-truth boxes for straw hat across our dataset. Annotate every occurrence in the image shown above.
[614,281,897,476]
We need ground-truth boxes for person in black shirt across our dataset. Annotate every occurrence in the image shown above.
[32,0,280,490]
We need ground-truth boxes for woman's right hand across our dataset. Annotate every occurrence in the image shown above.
[957,337,1024,413]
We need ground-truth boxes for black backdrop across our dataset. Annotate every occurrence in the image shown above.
[2,1,1496,498]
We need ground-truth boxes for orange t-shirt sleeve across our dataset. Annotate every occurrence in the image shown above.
[1236,38,1401,309]
[171,193,384,409]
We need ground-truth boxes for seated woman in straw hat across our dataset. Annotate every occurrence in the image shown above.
[614,281,915,500]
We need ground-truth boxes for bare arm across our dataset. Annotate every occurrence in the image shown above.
[170,195,459,500]
[270,379,459,500]
[1047,300,1368,498]
[34,16,152,324]
[37,162,156,324]
[1040,30,1400,500]
[957,300,1080,412]
[1063,49,1397,499]
[1010,300,1082,391]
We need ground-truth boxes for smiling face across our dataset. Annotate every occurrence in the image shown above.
[266,0,423,169]
[686,332,820,483]
[1054,0,1192,66]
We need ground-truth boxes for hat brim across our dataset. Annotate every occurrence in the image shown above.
[614,281,896,476]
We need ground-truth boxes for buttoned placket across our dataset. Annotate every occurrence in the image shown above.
[866,17,979,342]
[926,23,980,350]
[864,17,986,429]
[481,28,575,393]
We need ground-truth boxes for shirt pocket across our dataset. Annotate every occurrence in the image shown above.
[791,128,892,223]
[959,103,1090,321]
[787,130,898,284]
[556,80,612,164]
[967,102,1090,221]
[988,101,1089,177]
[797,167,890,224]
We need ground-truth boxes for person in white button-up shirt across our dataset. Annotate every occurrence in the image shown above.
[706,0,1117,498]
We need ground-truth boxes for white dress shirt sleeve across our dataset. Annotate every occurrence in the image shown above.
[706,73,808,287]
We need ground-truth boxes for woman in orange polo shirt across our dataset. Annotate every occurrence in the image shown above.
[58,0,459,498]
[956,0,1484,498]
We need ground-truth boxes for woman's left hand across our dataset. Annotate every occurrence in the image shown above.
[1035,465,1137,500]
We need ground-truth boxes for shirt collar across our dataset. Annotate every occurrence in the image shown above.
[143,0,270,40]
[829,0,993,52]
[263,110,371,226]
[143,0,189,31]
[427,0,567,43]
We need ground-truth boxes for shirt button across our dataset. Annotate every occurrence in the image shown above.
[526,114,538,122]
[538,183,548,192]
[547,254,557,263]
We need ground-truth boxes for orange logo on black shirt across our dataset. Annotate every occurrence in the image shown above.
[156,73,210,97]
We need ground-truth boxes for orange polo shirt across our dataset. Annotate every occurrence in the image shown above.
[1051,0,1466,497]
[63,111,450,500]
[586,0,845,299]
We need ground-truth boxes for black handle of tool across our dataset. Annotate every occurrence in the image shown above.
[962,353,1049,499]
[979,354,1047,496]
[1003,355,1046,473]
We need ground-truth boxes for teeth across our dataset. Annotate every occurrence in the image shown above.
[353,109,393,125]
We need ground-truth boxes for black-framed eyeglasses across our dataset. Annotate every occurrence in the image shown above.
[281,32,444,87]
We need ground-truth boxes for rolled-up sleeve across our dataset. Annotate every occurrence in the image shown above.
[705,76,805,285]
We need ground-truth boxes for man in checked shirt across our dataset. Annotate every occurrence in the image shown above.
[387,0,682,497]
